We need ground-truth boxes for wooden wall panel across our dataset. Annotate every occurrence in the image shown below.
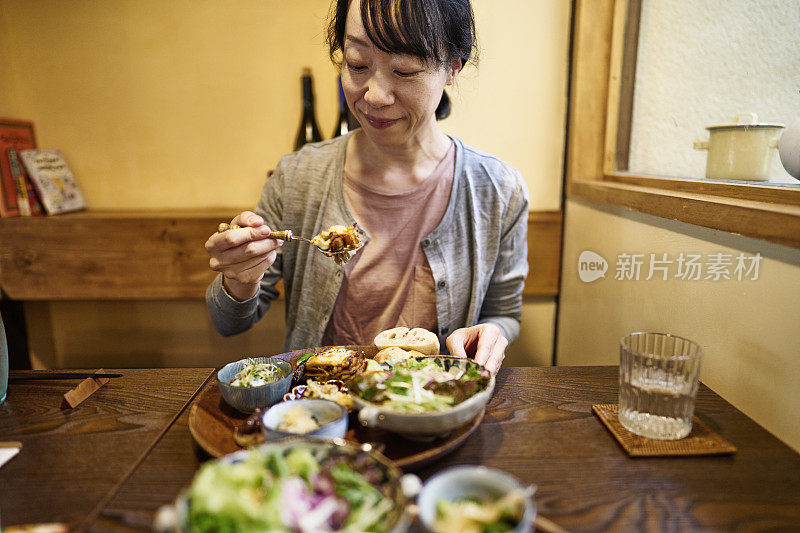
[524,211,562,297]
[0,210,226,300]
[1,210,562,300]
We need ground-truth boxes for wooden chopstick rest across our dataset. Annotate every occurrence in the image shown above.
[61,368,111,409]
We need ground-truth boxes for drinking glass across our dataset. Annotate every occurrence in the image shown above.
[618,332,703,440]
[1,314,8,403]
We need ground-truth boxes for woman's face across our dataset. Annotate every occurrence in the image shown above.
[341,4,458,149]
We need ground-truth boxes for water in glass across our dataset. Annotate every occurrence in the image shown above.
[618,332,702,440]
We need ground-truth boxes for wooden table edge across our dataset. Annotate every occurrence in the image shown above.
[84,368,216,530]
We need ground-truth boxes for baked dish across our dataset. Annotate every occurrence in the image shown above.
[304,347,367,382]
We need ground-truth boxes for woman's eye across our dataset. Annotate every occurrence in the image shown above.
[395,70,420,78]
[347,64,367,73]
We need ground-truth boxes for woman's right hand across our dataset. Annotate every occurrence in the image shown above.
[204,211,282,301]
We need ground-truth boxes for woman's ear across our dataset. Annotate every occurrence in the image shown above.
[446,59,462,85]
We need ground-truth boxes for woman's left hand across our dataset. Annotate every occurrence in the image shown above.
[445,323,508,375]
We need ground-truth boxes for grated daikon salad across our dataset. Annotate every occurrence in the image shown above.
[230,359,282,387]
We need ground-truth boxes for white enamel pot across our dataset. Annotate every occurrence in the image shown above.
[694,112,784,181]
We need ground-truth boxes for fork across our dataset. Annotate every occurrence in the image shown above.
[218,223,315,245]
[217,223,351,261]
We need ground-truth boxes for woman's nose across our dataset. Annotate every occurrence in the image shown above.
[363,75,394,108]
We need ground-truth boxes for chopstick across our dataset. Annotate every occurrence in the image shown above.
[534,515,569,533]
[9,372,123,381]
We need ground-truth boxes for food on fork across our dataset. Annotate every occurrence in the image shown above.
[310,224,363,265]
[310,224,361,253]
[217,221,362,265]
[374,327,440,356]
[305,347,367,382]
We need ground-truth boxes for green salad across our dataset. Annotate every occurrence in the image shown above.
[187,446,396,532]
[348,358,490,413]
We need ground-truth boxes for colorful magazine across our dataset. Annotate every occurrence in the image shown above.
[19,149,86,215]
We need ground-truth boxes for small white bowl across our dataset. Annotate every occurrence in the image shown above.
[217,357,292,414]
[417,466,536,533]
[261,398,348,440]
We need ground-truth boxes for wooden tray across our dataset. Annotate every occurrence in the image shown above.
[188,346,484,470]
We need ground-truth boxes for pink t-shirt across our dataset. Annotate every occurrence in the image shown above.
[322,141,455,346]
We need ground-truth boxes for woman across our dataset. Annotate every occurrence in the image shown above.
[205,0,528,374]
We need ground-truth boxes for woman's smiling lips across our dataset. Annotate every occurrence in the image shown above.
[363,114,400,129]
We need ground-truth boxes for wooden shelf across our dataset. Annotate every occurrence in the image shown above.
[0,209,561,300]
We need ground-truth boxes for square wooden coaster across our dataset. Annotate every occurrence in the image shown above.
[592,403,737,457]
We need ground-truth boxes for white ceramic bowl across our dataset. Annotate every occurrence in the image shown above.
[417,466,536,533]
[217,357,292,414]
[349,357,495,440]
[261,398,348,440]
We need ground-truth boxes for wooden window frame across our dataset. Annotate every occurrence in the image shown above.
[567,0,800,249]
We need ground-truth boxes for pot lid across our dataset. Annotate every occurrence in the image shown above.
[706,112,785,130]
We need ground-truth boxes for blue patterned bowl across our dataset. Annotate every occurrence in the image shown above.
[217,357,292,414]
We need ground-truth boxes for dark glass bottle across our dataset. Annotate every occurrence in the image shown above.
[294,68,323,150]
[331,76,359,138]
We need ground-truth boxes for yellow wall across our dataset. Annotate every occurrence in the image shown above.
[1,0,340,208]
[1,1,571,369]
[442,0,569,212]
[557,199,800,452]
[0,0,568,211]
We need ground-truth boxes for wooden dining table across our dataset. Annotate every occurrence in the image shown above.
[1,365,799,532]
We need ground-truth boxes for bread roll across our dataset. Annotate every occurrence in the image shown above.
[374,346,426,365]
[373,327,440,356]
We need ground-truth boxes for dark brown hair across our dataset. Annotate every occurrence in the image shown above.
[327,0,478,119]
